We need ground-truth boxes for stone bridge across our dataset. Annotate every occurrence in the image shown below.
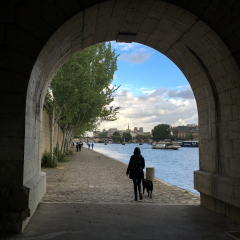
[1,0,240,233]
[81,137,151,144]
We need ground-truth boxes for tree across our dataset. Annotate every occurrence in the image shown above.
[152,124,172,138]
[45,42,120,155]
[136,134,151,139]
[185,132,193,140]
[112,131,121,143]
[98,132,108,137]
[123,132,132,142]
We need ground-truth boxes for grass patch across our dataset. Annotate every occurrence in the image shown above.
[41,150,68,167]
[66,150,73,155]
[55,150,68,162]
[41,150,58,168]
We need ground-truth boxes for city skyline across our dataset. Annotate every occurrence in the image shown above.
[94,123,197,134]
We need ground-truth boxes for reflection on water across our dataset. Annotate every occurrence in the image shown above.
[84,143,199,194]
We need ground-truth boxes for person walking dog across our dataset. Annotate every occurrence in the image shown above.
[126,147,145,201]
[76,142,79,152]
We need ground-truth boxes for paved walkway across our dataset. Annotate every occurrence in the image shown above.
[3,148,240,240]
[42,147,200,204]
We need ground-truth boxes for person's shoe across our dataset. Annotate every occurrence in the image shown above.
[134,197,137,201]
[139,193,143,200]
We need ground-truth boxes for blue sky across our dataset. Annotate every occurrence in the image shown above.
[97,41,198,133]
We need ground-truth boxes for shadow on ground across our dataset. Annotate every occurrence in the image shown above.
[2,203,240,240]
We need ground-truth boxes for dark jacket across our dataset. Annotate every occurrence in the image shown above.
[126,154,145,179]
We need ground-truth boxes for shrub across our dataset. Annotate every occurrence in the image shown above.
[55,150,68,162]
[66,150,73,155]
[41,150,58,168]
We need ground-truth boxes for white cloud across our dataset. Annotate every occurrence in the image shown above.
[168,85,195,99]
[111,42,140,51]
[119,52,153,64]
[98,86,198,132]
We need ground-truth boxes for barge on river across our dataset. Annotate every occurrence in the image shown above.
[180,141,199,147]
[152,142,181,150]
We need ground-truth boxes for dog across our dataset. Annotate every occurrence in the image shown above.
[142,179,153,199]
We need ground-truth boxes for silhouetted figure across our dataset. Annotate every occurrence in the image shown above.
[126,147,145,201]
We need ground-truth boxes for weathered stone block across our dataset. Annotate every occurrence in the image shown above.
[228,120,240,139]
[112,0,130,17]
[108,16,125,31]
[209,62,227,81]
[139,18,158,34]
[69,12,83,39]
[145,35,159,48]
[199,154,214,172]
[149,1,169,18]
[98,1,114,16]
[84,5,98,23]
[83,21,96,39]
[135,31,148,44]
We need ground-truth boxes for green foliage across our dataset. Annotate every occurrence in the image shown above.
[41,150,70,167]
[98,131,108,137]
[136,134,151,139]
[65,150,73,155]
[112,131,121,143]
[55,150,68,162]
[185,133,193,140]
[45,42,120,150]
[41,150,58,168]
[152,124,172,138]
[123,132,132,142]
[49,42,120,128]
[113,131,121,136]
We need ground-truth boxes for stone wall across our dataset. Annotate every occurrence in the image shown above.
[41,109,63,154]
[1,0,240,233]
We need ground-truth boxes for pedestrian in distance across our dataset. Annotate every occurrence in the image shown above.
[76,143,79,152]
[126,147,145,201]
[79,142,82,152]
[91,143,94,150]
[88,143,90,149]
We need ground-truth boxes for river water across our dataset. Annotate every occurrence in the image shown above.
[84,142,199,194]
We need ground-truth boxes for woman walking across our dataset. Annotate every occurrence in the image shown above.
[126,147,145,201]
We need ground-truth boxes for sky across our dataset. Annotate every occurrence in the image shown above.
[95,41,198,133]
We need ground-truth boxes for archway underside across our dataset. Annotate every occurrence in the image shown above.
[1,0,240,233]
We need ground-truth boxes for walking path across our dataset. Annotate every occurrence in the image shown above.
[42,147,200,205]
[4,148,240,240]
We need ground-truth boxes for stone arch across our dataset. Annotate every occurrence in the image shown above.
[3,0,236,232]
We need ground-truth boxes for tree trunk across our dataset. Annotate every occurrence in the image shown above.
[61,123,68,153]
[50,98,56,161]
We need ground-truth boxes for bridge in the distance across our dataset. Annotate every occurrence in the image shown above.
[78,137,177,144]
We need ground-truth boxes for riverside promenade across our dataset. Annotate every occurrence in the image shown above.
[42,147,200,204]
[3,148,240,240]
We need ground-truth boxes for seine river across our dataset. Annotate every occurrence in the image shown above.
[84,142,199,194]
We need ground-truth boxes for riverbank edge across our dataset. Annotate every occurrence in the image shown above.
[88,148,200,198]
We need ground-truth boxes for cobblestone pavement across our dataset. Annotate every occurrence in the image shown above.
[41,147,200,205]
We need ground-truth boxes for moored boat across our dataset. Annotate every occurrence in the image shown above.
[180,141,199,147]
[152,142,181,150]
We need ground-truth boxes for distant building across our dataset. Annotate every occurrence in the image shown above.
[172,124,198,140]
[94,125,152,139]
[93,131,101,137]
[108,128,118,137]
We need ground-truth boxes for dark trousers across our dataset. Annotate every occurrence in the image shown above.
[132,179,141,199]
